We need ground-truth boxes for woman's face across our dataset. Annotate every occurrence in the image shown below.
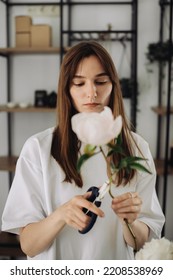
[70,55,113,113]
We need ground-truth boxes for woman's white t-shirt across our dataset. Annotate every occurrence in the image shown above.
[1,127,165,259]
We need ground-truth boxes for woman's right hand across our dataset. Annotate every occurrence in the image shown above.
[58,192,105,232]
[20,192,105,258]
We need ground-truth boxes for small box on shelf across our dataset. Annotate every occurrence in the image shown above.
[15,16,32,48]
[31,25,52,47]
[15,16,32,33]
[34,90,48,107]
[16,33,31,48]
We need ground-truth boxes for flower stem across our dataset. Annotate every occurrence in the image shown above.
[99,146,108,163]
[100,146,114,197]
[100,146,112,177]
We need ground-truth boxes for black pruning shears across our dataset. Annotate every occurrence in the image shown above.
[79,181,110,234]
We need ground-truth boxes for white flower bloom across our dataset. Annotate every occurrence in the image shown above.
[71,106,122,146]
[135,237,173,260]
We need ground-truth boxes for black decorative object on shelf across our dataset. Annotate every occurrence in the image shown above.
[34,90,57,108]
[47,91,57,108]
[34,90,48,107]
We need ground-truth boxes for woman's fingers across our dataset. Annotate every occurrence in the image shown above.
[72,195,105,217]
[65,206,91,231]
[111,192,142,224]
[112,203,141,213]
[112,192,142,210]
[60,194,105,231]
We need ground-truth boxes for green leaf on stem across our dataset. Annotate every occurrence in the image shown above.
[116,134,122,146]
[117,157,152,174]
[128,162,152,174]
[107,145,124,157]
[118,159,128,169]
[123,156,148,164]
[107,135,125,157]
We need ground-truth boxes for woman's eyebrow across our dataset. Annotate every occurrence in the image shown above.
[73,75,84,79]
[96,72,109,77]
[73,72,108,79]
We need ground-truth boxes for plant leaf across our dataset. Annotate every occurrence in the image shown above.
[128,162,152,174]
[117,158,128,169]
[123,156,148,164]
[107,145,124,157]
[116,134,122,146]
[116,157,152,174]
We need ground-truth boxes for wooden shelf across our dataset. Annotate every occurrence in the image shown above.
[155,159,173,176]
[152,106,173,115]
[0,105,55,113]
[0,156,18,172]
[0,232,20,247]
[0,47,60,55]
[1,156,172,175]
[0,232,26,259]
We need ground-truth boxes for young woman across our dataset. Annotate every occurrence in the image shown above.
[2,41,165,260]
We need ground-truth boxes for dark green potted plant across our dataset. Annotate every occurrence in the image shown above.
[146,40,173,62]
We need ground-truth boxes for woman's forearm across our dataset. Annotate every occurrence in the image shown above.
[19,193,104,258]
[20,208,66,258]
[123,220,149,251]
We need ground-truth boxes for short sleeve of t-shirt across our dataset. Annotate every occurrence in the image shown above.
[1,134,48,234]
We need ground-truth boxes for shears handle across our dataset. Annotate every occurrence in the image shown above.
[79,186,101,234]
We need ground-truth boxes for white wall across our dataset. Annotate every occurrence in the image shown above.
[0,0,172,239]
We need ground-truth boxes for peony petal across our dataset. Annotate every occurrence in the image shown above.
[71,107,123,145]
[111,115,123,138]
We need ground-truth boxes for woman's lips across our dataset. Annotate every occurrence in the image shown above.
[83,103,104,112]
[83,103,100,106]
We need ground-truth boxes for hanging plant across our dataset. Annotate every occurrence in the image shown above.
[146,40,173,62]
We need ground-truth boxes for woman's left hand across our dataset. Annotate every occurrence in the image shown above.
[111,192,142,224]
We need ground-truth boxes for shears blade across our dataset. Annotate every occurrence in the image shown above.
[97,180,110,200]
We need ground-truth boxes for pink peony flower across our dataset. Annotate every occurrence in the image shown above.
[135,237,173,260]
[71,106,122,146]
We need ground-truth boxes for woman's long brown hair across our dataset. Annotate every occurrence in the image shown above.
[51,41,137,187]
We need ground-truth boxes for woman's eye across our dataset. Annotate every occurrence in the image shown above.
[73,82,84,87]
[95,80,108,85]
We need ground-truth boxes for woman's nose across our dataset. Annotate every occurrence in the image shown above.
[87,82,97,102]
